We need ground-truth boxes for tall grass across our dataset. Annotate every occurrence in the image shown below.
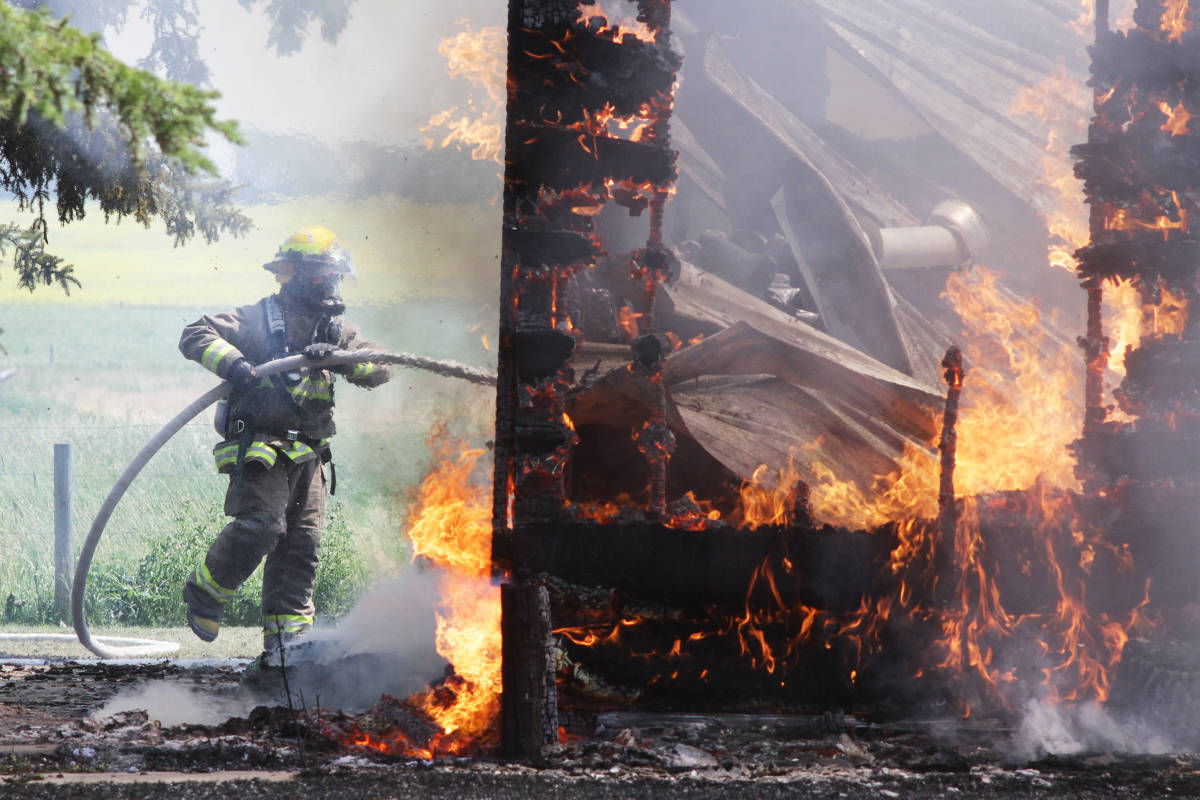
[0,301,495,628]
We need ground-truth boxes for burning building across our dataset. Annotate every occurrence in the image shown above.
[475,0,1158,762]
[330,0,1197,763]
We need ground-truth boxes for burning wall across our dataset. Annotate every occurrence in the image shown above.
[367,0,1197,762]
[483,0,1160,758]
[1074,0,1200,619]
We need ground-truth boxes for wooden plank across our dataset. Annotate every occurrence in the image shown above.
[672,118,727,213]
[665,263,940,397]
[661,290,942,444]
[810,0,1088,212]
[671,376,911,493]
[698,38,919,229]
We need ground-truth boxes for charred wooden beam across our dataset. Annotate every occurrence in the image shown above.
[510,24,680,126]
[494,519,889,614]
[501,582,558,763]
[1072,0,1200,643]
[497,0,682,760]
[936,347,963,582]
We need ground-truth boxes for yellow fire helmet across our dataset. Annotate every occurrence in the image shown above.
[263,226,356,278]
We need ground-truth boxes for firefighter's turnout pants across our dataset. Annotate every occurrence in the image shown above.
[189,454,326,650]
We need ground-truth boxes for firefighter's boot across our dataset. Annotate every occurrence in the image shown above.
[183,561,236,643]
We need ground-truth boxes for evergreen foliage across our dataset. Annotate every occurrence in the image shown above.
[0,0,361,297]
[0,2,251,293]
[237,0,358,57]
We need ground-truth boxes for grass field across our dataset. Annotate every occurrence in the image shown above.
[0,625,262,659]
[0,297,496,637]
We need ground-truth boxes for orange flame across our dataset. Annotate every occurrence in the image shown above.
[403,428,500,744]
[1159,100,1195,136]
[425,23,506,163]
[617,305,642,341]
[1161,0,1194,42]
[734,460,804,530]
[1009,70,1090,271]
[577,0,657,43]
[811,265,1082,529]
[1068,0,1096,36]
[1146,281,1190,338]
[1103,277,1141,377]
[949,267,1082,495]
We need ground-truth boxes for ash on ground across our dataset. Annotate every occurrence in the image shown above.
[1,660,1199,799]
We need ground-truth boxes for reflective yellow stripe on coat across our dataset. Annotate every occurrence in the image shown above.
[200,339,239,375]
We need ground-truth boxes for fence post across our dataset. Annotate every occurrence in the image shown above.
[53,443,73,624]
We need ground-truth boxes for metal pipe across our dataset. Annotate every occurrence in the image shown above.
[875,199,989,270]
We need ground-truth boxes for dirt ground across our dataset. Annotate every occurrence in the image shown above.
[1,658,1199,799]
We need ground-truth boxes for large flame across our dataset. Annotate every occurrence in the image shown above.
[948,267,1081,495]
[406,431,501,742]
[759,7,1158,706]
[335,428,500,757]
[425,23,506,163]
[807,265,1081,530]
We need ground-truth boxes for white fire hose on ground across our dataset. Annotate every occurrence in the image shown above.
[63,349,496,659]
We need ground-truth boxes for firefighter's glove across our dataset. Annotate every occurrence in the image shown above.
[302,342,341,362]
[227,358,259,390]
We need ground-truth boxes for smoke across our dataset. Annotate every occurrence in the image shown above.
[284,571,449,709]
[309,571,441,658]
[1010,699,1174,762]
[92,572,448,725]
[96,681,254,728]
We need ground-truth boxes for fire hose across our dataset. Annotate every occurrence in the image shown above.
[69,349,496,659]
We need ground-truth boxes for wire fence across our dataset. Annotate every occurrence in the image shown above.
[1,417,417,544]
[1,425,225,541]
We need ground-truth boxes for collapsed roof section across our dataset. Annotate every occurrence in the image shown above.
[565,0,1091,507]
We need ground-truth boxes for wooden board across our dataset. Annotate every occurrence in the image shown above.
[671,375,914,493]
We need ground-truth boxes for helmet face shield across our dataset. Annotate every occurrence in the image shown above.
[264,226,357,280]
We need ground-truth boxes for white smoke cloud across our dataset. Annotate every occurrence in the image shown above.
[310,571,441,657]
[1011,699,1175,762]
[94,573,448,724]
[96,682,253,728]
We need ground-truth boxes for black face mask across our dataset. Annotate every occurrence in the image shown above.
[284,273,345,316]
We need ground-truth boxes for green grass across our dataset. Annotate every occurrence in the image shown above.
[0,301,496,636]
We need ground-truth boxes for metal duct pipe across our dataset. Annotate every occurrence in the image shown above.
[874,199,989,270]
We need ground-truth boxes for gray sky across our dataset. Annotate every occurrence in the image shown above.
[108,0,506,157]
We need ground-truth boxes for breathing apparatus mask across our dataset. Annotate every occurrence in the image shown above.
[283,269,346,316]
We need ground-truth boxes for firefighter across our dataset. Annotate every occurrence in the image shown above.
[179,226,391,654]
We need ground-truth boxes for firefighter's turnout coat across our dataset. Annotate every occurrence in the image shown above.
[180,294,391,647]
